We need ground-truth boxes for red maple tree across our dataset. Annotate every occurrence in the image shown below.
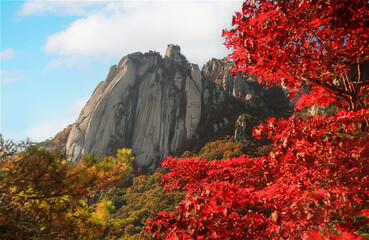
[144,0,369,239]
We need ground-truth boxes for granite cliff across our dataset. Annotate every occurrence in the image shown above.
[66,44,290,170]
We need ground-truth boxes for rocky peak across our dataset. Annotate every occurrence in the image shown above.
[66,45,202,171]
[66,45,291,171]
[105,65,118,83]
[164,44,186,62]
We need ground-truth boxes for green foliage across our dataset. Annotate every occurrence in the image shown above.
[198,137,247,160]
[117,148,135,173]
[181,135,272,161]
[94,169,185,240]
[0,136,133,240]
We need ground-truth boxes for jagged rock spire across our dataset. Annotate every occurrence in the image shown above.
[165,44,186,62]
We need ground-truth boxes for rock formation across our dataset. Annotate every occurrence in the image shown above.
[202,58,290,115]
[66,44,290,170]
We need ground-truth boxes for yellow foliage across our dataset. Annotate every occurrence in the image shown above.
[95,198,115,222]
[0,143,134,239]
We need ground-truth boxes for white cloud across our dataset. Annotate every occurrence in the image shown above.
[42,1,243,67]
[44,57,64,70]
[63,98,88,121]
[1,49,21,84]
[1,70,23,84]
[18,0,108,16]
[25,123,61,142]
[1,48,14,60]
[25,98,88,141]
[44,55,92,72]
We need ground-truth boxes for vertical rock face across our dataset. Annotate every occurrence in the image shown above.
[66,45,202,170]
[66,44,290,170]
[202,58,290,114]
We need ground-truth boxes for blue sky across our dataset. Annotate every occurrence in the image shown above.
[1,0,243,142]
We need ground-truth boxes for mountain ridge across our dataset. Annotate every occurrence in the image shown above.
[66,44,290,170]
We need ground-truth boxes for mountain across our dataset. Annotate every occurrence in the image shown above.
[66,44,290,171]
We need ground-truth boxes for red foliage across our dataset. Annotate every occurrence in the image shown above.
[223,0,369,111]
[145,110,369,239]
[144,0,369,239]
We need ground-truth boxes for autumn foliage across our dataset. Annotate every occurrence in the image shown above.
[91,170,185,240]
[144,0,369,239]
[0,139,134,239]
[223,0,369,112]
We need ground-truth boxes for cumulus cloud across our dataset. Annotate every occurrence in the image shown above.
[1,48,14,60]
[17,0,107,16]
[42,1,243,67]
[1,70,23,84]
[25,98,88,141]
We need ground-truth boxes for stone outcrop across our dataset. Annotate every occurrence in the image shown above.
[202,58,290,115]
[234,115,249,141]
[66,44,290,170]
[234,114,259,141]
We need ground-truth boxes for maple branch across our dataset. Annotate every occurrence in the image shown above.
[356,80,369,87]
[308,77,349,97]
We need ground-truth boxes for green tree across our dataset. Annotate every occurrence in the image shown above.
[0,136,133,239]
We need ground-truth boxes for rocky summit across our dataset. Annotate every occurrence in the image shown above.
[66,44,290,171]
